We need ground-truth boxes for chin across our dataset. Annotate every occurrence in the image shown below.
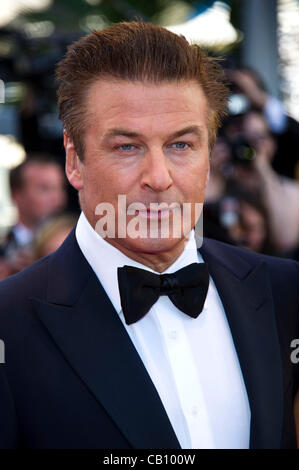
[121,236,183,255]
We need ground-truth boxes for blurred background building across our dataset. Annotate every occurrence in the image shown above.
[0,0,298,280]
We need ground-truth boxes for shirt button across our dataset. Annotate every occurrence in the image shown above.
[191,405,198,416]
[169,330,178,340]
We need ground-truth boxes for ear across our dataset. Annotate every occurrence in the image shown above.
[64,131,84,191]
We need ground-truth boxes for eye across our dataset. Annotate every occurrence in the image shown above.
[171,142,190,150]
[117,144,136,151]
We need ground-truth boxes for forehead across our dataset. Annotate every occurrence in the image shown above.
[86,79,209,132]
[23,163,62,182]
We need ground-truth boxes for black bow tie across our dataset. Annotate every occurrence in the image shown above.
[117,262,209,325]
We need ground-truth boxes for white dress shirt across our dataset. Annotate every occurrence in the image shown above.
[12,223,33,246]
[76,212,251,449]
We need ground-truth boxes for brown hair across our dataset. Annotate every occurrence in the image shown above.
[56,21,229,159]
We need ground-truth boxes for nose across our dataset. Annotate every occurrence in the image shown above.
[140,148,173,193]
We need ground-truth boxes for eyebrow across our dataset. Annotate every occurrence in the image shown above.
[103,129,142,141]
[168,125,204,140]
[103,125,205,141]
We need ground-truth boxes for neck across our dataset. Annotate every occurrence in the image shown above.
[17,215,35,230]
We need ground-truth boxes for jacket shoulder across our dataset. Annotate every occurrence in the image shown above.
[0,255,50,316]
[202,237,299,273]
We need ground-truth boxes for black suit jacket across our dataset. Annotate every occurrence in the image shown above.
[0,229,298,449]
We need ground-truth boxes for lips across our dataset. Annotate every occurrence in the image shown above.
[138,208,173,220]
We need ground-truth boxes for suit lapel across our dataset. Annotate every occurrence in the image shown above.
[31,230,180,449]
[199,239,284,449]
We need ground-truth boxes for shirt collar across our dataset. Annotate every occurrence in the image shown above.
[12,223,33,246]
[75,211,203,315]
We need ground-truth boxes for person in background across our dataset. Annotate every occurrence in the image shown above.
[1,153,67,275]
[220,191,276,255]
[204,136,232,203]
[241,110,299,255]
[212,110,299,256]
[0,248,10,282]
[32,213,78,261]
[227,67,299,180]
[204,108,299,257]
[239,196,274,254]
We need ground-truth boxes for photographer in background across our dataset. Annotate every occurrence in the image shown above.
[240,110,299,256]
[205,110,299,258]
[227,67,299,180]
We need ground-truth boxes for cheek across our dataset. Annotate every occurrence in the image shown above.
[180,160,209,196]
[82,167,120,206]
[27,189,42,207]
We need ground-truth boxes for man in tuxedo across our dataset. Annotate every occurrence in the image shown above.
[0,21,298,449]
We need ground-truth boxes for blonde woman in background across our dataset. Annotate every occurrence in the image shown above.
[33,214,78,260]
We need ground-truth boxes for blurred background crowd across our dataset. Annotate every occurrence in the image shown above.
[0,0,299,281]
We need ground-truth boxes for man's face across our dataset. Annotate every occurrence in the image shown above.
[15,163,67,225]
[65,79,210,255]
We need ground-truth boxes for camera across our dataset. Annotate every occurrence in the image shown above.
[230,136,256,166]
